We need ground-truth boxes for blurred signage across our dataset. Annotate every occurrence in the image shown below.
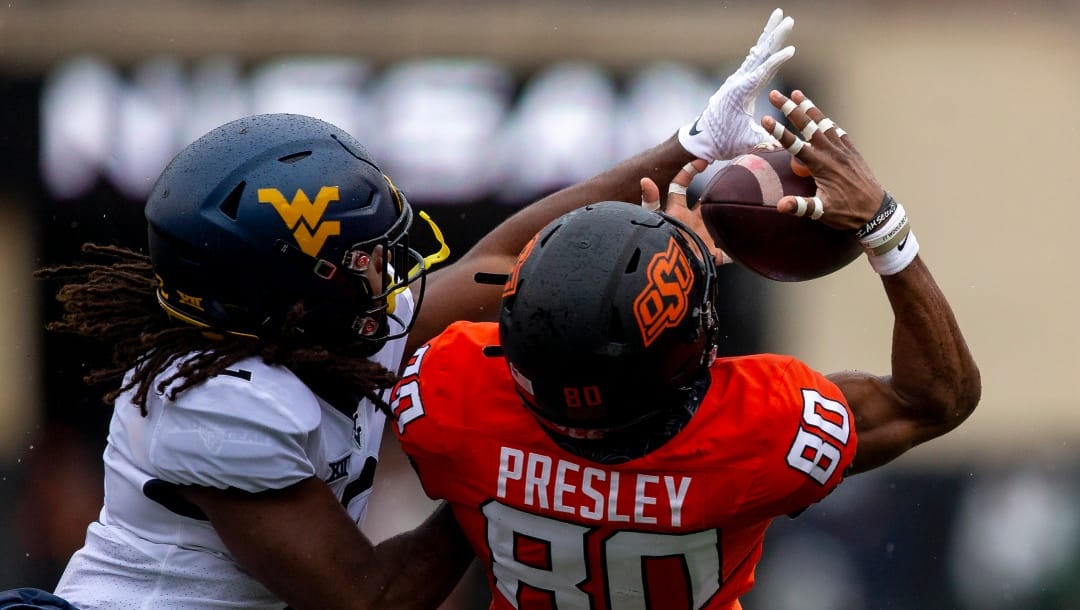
[39,55,755,205]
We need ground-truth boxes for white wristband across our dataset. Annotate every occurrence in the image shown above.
[866,231,918,275]
[858,195,918,275]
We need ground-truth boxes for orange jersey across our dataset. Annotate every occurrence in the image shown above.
[391,321,857,610]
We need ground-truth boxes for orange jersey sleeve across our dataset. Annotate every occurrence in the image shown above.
[390,321,537,502]
[390,322,857,610]
[697,353,858,522]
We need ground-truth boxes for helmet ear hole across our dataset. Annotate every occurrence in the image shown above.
[278,151,311,164]
[219,182,245,220]
[623,248,642,274]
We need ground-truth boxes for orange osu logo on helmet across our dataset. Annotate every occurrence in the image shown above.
[633,236,693,347]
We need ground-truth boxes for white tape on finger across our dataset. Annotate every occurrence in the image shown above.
[793,195,825,219]
[797,99,816,113]
[681,162,702,178]
[771,122,786,142]
[668,183,688,196]
[780,99,798,117]
[641,197,660,211]
[801,120,819,140]
[786,138,808,155]
[818,118,836,133]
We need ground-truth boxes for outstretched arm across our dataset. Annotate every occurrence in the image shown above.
[762,89,981,474]
[833,259,980,472]
[367,502,475,608]
[407,136,695,354]
[181,479,471,610]
[406,8,796,356]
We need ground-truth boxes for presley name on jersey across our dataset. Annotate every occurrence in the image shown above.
[392,321,856,610]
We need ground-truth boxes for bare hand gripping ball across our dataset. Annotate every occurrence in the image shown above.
[698,149,861,281]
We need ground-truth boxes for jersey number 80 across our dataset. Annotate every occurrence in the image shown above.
[482,501,722,610]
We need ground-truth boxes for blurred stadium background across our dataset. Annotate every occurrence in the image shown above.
[1,1,1078,608]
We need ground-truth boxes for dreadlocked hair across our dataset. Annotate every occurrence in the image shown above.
[35,243,399,417]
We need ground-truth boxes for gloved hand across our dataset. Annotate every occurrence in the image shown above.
[677,8,795,161]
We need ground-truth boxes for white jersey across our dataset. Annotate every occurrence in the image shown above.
[55,291,414,610]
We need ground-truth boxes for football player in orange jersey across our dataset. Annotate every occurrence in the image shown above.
[11,9,803,610]
[390,87,981,609]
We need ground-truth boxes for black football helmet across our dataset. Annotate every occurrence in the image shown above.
[499,201,720,439]
[146,113,448,352]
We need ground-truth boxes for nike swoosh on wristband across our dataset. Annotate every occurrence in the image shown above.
[896,236,909,251]
[688,116,704,136]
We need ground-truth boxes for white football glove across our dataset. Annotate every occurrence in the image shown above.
[677,8,795,161]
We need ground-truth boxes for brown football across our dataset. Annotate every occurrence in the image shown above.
[698,149,861,282]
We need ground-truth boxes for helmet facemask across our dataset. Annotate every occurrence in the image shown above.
[274,184,449,354]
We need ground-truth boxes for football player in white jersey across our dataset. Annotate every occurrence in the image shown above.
[17,9,799,610]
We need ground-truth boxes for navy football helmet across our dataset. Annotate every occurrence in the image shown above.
[146,113,447,352]
[499,201,720,439]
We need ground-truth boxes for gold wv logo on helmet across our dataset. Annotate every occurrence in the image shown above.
[257,186,342,256]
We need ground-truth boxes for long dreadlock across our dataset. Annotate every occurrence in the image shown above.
[35,243,399,417]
